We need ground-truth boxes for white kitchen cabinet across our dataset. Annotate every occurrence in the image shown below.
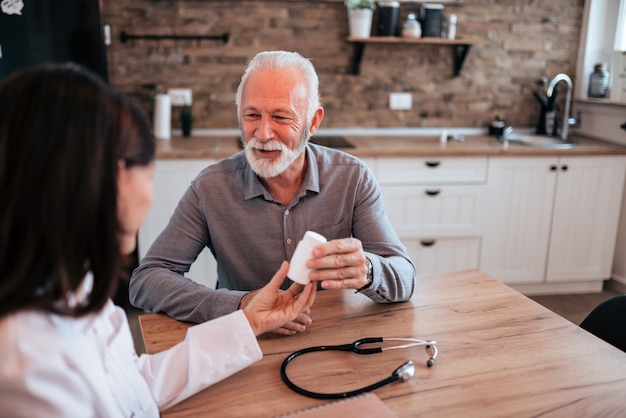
[402,237,481,279]
[480,156,626,294]
[377,156,488,185]
[138,159,218,289]
[378,157,487,278]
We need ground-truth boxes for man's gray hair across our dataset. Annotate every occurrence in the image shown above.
[235,51,321,126]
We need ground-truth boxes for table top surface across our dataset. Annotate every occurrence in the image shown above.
[139,269,626,417]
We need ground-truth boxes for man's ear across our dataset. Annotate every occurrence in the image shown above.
[308,107,325,136]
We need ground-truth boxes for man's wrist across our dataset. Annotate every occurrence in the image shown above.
[359,257,373,290]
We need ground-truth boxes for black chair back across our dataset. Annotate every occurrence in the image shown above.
[580,295,626,352]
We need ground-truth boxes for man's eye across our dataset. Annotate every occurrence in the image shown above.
[243,113,260,120]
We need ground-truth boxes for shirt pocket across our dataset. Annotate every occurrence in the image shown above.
[306,218,352,240]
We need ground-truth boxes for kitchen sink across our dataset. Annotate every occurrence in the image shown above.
[505,133,577,149]
[309,135,355,149]
[237,135,355,149]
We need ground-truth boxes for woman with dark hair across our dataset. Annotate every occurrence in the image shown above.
[0,63,315,417]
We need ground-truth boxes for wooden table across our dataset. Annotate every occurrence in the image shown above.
[139,270,626,417]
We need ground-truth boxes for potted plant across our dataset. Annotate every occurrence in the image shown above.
[180,104,193,137]
[345,0,375,38]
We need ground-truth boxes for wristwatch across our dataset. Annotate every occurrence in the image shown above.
[360,257,373,290]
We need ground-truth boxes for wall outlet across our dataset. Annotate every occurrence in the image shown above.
[389,92,412,110]
[168,88,193,106]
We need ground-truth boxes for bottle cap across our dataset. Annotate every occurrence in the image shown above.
[301,231,327,246]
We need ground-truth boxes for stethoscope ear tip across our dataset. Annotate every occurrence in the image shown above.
[427,358,435,367]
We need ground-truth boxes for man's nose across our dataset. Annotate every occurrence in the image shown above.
[256,117,274,141]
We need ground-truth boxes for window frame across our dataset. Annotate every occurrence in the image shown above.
[574,0,625,103]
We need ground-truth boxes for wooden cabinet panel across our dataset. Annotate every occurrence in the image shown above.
[479,157,556,284]
[376,157,487,184]
[404,237,481,279]
[381,185,484,237]
[547,156,626,281]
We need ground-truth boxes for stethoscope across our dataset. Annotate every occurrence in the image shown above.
[280,337,438,399]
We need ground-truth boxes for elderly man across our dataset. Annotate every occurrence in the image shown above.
[130,50,415,334]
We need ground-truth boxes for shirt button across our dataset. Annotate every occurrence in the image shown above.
[284,209,290,216]
[287,238,292,245]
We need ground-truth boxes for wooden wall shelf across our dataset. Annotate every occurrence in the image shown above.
[346,37,487,76]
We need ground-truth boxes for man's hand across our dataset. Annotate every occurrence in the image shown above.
[307,237,371,290]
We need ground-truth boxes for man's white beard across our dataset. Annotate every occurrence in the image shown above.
[243,132,308,179]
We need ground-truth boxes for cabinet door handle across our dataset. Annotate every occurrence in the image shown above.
[425,189,441,196]
[425,161,441,168]
[561,165,568,171]
[550,165,558,171]
[420,240,436,247]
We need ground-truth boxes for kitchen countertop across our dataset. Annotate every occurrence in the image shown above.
[155,131,626,159]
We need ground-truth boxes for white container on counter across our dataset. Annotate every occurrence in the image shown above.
[153,93,171,140]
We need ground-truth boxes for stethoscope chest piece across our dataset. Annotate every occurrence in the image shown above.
[280,337,437,399]
[394,360,415,382]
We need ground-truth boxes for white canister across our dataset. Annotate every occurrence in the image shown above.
[153,93,171,140]
[288,231,327,285]
[447,14,457,39]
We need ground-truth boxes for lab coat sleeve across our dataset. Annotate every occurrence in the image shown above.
[136,309,263,410]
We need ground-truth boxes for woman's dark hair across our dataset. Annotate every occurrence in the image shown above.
[0,63,154,318]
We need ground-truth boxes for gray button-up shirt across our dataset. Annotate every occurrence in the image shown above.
[130,143,415,322]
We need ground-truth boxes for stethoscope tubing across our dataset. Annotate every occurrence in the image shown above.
[280,337,437,399]
[280,348,400,399]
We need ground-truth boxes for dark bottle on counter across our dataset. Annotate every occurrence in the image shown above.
[488,116,505,139]
[588,63,609,98]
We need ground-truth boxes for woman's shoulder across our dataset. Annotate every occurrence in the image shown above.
[0,311,72,355]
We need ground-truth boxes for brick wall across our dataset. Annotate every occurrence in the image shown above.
[103,0,583,131]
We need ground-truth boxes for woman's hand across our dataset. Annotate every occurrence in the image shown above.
[243,261,316,336]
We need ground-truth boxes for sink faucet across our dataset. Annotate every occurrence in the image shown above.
[546,73,573,141]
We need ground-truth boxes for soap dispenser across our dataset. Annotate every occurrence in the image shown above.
[488,116,505,139]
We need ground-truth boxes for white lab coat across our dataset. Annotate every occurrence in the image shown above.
[0,275,262,417]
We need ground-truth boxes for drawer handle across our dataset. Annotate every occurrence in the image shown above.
[425,189,441,196]
[425,161,441,168]
[420,240,436,247]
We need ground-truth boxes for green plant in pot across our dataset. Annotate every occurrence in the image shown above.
[345,0,375,10]
[180,104,193,137]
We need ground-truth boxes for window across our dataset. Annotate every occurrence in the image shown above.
[574,0,626,102]
[617,0,626,50]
